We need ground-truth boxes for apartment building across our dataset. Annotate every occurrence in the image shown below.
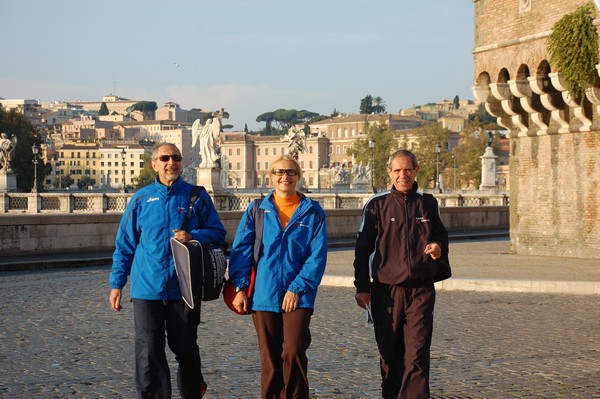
[56,142,145,190]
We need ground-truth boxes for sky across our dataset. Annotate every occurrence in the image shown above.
[0,1,475,131]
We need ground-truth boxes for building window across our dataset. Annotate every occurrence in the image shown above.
[228,149,232,156]
[257,162,261,170]
[343,145,347,154]
[236,162,241,169]
[265,162,269,170]
[309,160,313,169]
[336,146,341,154]
[265,148,269,156]
[237,149,240,155]
[257,149,261,156]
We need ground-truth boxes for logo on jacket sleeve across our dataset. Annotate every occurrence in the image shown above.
[416,217,430,223]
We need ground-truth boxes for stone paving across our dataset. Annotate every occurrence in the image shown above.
[1,263,599,398]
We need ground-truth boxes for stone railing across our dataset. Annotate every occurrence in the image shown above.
[0,191,509,213]
[0,206,509,257]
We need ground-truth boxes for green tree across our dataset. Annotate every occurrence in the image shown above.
[134,150,156,189]
[469,103,500,126]
[409,123,451,190]
[453,95,460,110]
[131,101,158,119]
[372,96,386,114]
[0,108,42,192]
[98,102,109,116]
[54,174,74,189]
[256,111,275,134]
[359,95,374,114]
[347,121,395,189]
[256,109,320,135]
[451,123,501,189]
[77,176,95,190]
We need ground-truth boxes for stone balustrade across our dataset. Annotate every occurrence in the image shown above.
[0,191,509,214]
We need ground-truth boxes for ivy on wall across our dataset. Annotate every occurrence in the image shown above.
[547,3,599,103]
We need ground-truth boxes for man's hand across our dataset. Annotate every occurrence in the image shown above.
[424,242,442,260]
[172,229,192,243]
[110,288,122,312]
[355,292,371,309]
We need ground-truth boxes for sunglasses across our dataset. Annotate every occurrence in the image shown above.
[272,169,299,176]
[156,154,182,162]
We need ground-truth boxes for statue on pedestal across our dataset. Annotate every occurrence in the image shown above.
[0,133,18,174]
[282,128,307,159]
[192,108,228,168]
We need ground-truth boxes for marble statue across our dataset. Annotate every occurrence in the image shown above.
[282,128,307,159]
[0,133,17,174]
[192,110,226,168]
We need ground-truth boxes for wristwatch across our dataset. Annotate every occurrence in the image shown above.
[235,286,245,293]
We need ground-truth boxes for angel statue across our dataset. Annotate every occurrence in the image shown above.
[0,133,18,174]
[192,117,222,168]
[191,108,229,168]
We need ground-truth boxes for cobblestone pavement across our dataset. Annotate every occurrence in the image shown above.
[1,266,599,399]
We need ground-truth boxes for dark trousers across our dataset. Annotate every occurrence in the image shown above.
[371,283,435,399]
[132,299,204,399]
[252,309,312,399]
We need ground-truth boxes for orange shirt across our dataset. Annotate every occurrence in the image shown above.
[273,192,301,229]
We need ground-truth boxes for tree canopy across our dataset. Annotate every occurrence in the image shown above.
[359,95,386,114]
[98,102,109,116]
[347,121,395,189]
[256,109,321,135]
[134,149,156,189]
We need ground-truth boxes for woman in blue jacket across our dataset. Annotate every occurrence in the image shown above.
[228,155,328,399]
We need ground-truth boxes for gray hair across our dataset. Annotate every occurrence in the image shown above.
[387,149,419,169]
[151,142,180,161]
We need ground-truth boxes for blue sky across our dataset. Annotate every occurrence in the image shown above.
[0,1,475,130]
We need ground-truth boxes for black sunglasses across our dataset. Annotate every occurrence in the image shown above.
[156,154,182,162]
[272,169,299,176]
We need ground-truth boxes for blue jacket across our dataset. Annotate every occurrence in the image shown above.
[110,177,226,300]
[228,191,328,312]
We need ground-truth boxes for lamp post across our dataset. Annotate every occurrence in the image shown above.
[368,138,376,193]
[452,155,457,191]
[31,144,39,193]
[435,143,441,193]
[120,147,126,193]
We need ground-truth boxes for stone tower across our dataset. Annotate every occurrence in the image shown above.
[472,0,600,258]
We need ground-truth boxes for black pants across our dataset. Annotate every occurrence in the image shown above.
[371,283,435,399]
[252,309,312,399]
[132,299,204,399]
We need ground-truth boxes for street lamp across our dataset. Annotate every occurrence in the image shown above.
[31,144,39,193]
[435,143,441,193]
[120,147,126,193]
[368,138,376,193]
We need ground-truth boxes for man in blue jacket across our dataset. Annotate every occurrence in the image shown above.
[109,142,226,399]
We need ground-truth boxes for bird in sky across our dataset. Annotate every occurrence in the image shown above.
[174,62,180,67]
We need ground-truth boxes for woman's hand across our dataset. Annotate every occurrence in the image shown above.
[232,290,249,314]
[282,291,299,313]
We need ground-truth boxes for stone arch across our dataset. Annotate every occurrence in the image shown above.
[516,64,530,80]
[476,71,491,87]
[497,68,510,84]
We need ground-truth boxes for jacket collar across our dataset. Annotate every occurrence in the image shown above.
[153,176,183,195]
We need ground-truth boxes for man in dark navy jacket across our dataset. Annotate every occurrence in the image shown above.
[354,149,448,399]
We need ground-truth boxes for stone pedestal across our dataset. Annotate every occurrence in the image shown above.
[0,173,17,192]
[196,167,222,192]
[479,146,498,189]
